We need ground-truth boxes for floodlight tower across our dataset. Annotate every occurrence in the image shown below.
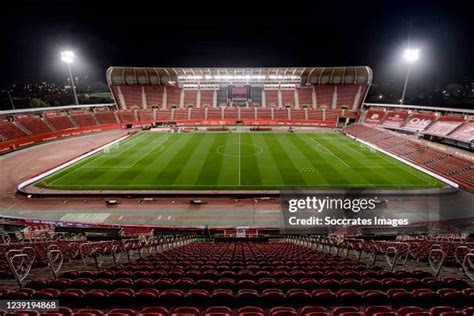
[400,48,419,104]
[61,50,79,105]
[1,90,15,110]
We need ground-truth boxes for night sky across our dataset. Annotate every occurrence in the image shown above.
[1,0,473,87]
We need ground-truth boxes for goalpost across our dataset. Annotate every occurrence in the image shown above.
[360,142,376,153]
[103,142,119,154]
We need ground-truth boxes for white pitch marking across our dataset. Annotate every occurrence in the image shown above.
[311,138,350,168]
[128,138,168,167]
[46,183,432,188]
[238,132,241,186]
[49,134,165,185]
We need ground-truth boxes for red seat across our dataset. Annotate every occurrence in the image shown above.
[159,289,185,300]
[211,289,234,298]
[77,310,104,316]
[203,307,232,316]
[365,306,393,316]
[238,307,264,313]
[463,308,474,316]
[236,289,259,298]
[430,307,455,316]
[312,289,336,301]
[139,307,169,316]
[171,307,200,316]
[332,307,359,316]
[300,306,329,316]
[399,307,425,316]
[107,309,136,316]
[262,289,285,299]
[269,307,297,316]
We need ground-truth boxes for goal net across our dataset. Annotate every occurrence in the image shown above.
[360,142,376,153]
[103,142,119,154]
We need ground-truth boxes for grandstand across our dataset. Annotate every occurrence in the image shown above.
[0,65,473,315]
[361,104,473,150]
[0,217,473,315]
[106,67,372,110]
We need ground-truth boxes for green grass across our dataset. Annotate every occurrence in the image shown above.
[35,132,446,190]
[87,92,113,98]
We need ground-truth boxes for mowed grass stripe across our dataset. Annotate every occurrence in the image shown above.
[240,133,262,186]
[295,134,352,186]
[335,136,412,184]
[216,133,239,186]
[334,134,441,187]
[97,134,179,186]
[76,134,171,186]
[263,133,307,186]
[368,144,441,187]
[251,134,285,186]
[45,133,154,186]
[196,133,231,186]
[352,135,441,186]
[37,132,446,190]
[284,134,333,186]
[277,134,325,185]
[86,133,156,167]
[152,134,202,185]
[173,134,221,185]
[315,135,395,187]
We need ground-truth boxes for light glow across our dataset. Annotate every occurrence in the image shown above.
[403,48,420,62]
[60,50,75,64]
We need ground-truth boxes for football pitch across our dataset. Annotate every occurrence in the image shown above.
[36,132,445,191]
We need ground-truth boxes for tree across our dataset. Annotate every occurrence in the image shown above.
[29,98,50,108]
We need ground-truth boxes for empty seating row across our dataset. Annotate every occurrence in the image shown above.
[4,305,474,316]
[4,287,473,308]
[0,121,29,141]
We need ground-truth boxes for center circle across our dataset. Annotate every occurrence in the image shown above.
[217,143,264,157]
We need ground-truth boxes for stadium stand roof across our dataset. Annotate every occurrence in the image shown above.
[107,66,373,86]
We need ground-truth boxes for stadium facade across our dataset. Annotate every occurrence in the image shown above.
[106,66,373,110]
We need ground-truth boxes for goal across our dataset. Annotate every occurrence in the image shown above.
[103,142,119,153]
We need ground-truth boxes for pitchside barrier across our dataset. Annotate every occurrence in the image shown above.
[172,120,338,127]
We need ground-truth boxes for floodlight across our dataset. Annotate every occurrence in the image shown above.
[60,50,79,104]
[403,48,419,62]
[61,50,75,64]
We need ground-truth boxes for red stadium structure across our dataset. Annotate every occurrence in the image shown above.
[106,67,372,110]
